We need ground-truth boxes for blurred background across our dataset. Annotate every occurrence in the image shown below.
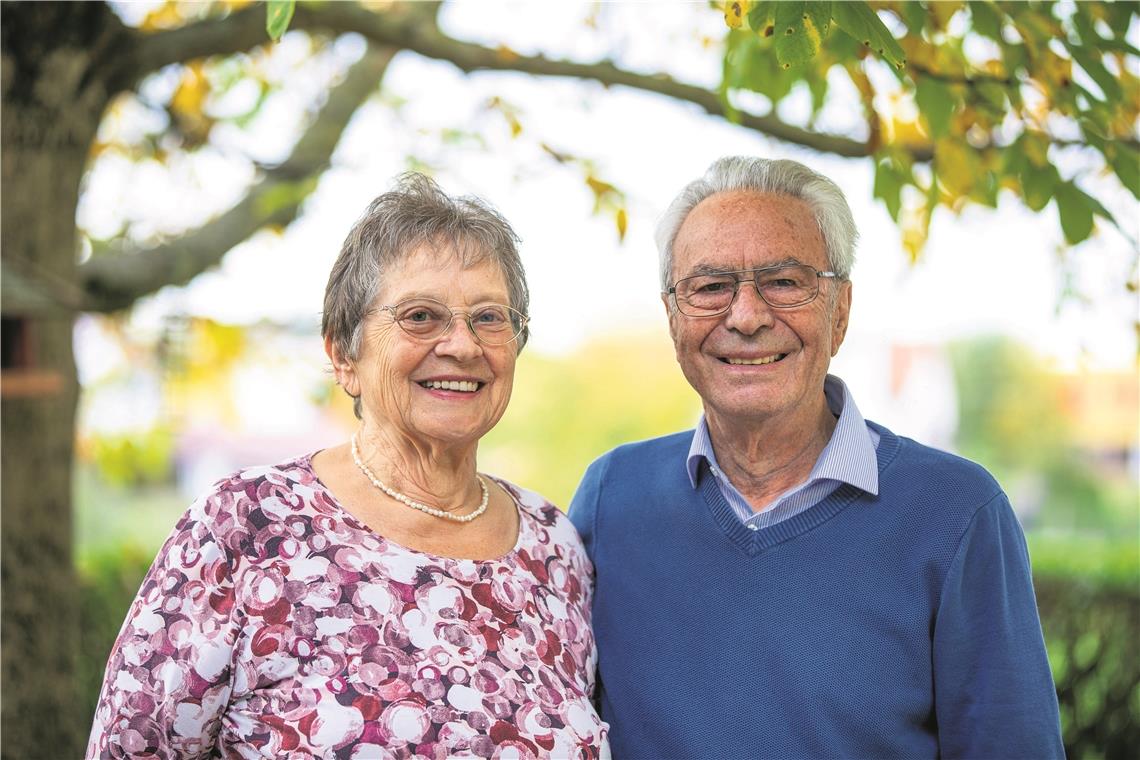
[2,1,1137,758]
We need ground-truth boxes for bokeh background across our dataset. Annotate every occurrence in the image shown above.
[3,2,1138,758]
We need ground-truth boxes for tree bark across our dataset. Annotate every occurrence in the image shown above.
[2,4,129,757]
[1,5,393,753]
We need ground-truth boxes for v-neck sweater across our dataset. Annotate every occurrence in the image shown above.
[569,423,1063,759]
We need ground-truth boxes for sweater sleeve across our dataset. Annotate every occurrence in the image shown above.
[85,499,240,760]
[932,492,1064,759]
[568,456,605,565]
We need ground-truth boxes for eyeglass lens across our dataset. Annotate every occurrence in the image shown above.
[675,264,820,314]
[390,299,523,344]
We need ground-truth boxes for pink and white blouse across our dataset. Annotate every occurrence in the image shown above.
[86,455,609,759]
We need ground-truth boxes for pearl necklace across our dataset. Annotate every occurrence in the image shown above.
[350,434,489,523]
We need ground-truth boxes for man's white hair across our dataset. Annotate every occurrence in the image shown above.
[655,156,859,290]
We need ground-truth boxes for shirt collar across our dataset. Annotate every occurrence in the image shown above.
[685,374,879,495]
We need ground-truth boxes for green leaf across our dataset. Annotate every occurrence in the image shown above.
[1109,144,1140,200]
[914,76,955,138]
[747,0,776,31]
[1065,42,1123,103]
[805,1,832,38]
[971,170,1000,208]
[1054,181,1094,245]
[724,31,797,102]
[807,70,830,117]
[1104,1,1138,36]
[831,1,907,69]
[975,81,1008,112]
[266,0,295,42]
[968,1,1003,41]
[899,1,927,34]
[873,157,903,221]
[774,3,820,68]
[1020,161,1059,212]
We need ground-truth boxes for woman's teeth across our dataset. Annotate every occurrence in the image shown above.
[420,380,480,392]
[726,355,784,365]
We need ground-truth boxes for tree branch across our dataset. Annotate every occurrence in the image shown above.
[79,45,395,313]
[127,3,1136,183]
[131,2,896,160]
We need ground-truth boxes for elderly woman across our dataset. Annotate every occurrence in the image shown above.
[87,174,609,758]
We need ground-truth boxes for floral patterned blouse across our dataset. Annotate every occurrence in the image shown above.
[86,455,609,759]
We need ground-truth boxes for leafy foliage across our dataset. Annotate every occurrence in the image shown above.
[721,0,1139,258]
[266,0,295,42]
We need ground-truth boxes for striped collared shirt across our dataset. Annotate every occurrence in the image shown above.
[685,375,880,531]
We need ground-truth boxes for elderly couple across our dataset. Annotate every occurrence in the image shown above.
[88,157,1063,759]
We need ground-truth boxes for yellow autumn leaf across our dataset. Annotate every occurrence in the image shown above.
[615,208,628,242]
[171,62,207,119]
[724,0,750,29]
[496,45,520,63]
[883,116,930,150]
[170,62,214,144]
[1022,129,1050,167]
[586,176,617,199]
[900,204,930,263]
[139,1,185,32]
[933,138,977,199]
[930,1,964,31]
[1038,50,1073,90]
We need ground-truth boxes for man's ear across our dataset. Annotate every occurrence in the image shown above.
[830,281,852,357]
[324,336,360,398]
[661,292,682,355]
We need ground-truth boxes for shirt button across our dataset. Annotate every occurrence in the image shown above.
[748,524,758,531]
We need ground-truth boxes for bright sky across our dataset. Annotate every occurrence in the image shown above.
[86,1,1138,376]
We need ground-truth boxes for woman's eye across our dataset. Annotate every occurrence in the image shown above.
[475,309,507,325]
[406,309,435,322]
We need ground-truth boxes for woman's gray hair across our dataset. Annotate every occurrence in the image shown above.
[655,156,858,289]
[322,173,529,416]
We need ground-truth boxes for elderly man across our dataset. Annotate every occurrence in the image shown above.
[569,156,1063,758]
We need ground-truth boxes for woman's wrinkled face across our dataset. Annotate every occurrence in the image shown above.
[334,244,519,448]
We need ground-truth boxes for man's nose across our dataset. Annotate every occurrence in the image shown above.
[723,281,775,335]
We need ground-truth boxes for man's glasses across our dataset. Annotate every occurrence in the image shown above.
[377,298,529,345]
[667,264,839,317]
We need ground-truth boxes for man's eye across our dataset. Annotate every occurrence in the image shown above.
[697,281,731,293]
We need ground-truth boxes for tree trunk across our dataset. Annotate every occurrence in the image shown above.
[1,4,126,756]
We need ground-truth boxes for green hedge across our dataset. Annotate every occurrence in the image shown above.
[78,545,1139,758]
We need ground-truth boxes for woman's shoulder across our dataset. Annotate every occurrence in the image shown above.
[488,476,582,545]
[187,452,326,528]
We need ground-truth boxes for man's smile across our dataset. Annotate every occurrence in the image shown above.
[719,354,787,365]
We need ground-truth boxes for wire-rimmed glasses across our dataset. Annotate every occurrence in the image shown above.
[377,298,529,345]
[667,263,839,317]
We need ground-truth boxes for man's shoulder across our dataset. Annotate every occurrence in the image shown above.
[874,422,1004,506]
[592,429,694,472]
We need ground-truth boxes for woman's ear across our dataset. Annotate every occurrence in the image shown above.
[324,336,360,399]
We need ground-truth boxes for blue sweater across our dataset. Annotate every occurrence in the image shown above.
[569,423,1063,759]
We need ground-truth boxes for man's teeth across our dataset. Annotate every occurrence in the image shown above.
[420,380,480,392]
[726,355,783,365]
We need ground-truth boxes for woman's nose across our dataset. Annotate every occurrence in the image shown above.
[433,316,484,359]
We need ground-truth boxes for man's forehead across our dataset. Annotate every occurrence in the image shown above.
[685,258,803,276]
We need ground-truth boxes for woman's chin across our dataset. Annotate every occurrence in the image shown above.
[407,418,495,448]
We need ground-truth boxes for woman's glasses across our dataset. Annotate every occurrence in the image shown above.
[377,298,528,345]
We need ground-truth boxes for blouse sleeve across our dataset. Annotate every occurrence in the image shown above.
[85,495,240,760]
